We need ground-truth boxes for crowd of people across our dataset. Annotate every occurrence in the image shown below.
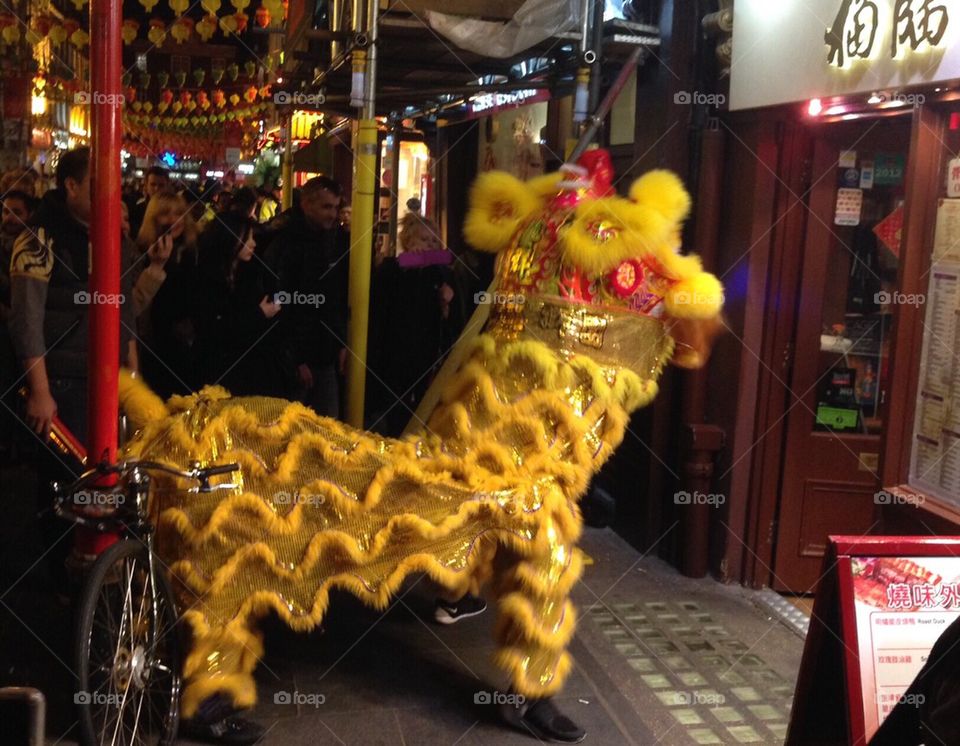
[0,146,488,744]
[0,150,474,462]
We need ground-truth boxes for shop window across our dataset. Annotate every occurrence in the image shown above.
[815,144,906,437]
[907,106,960,506]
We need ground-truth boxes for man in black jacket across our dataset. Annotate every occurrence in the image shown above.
[266,175,348,417]
[9,147,136,581]
[10,147,136,438]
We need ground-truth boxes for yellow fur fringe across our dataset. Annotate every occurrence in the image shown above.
[629,169,692,223]
[561,196,673,275]
[664,271,725,319]
[463,170,542,252]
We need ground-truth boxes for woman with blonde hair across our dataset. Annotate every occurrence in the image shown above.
[133,188,201,396]
[366,211,461,436]
[133,189,198,313]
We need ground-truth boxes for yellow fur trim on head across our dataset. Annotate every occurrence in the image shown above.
[463,170,541,252]
[526,171,563,199]
[629,169,691,224]
[664,271,725,319]
[650,243,704,281]
[118,368,168,429]
[560,196,672,275]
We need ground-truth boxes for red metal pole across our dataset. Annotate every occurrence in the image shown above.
[80,0,122,555]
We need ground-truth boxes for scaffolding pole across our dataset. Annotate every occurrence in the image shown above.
[345,0,378,427]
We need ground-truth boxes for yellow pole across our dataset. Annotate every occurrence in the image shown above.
[281,114,293,210]
[345,117,377,427]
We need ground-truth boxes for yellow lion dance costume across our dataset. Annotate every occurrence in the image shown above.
[118,149,723,725]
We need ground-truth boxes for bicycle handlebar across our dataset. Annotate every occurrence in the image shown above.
[61,459,241,496]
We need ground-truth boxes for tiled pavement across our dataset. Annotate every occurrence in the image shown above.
[0,461,805,745]
[207,528,804,745]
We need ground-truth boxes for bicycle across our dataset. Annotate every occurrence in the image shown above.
[54,458,239,746]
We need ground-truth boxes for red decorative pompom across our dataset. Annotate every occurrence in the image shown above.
[609,259,644,298]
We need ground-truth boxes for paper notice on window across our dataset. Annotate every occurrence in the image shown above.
[934,199,960,263]
[835,188,863,226]
[918,268,960,397]
[940,430,960,497]
[912,434,943,491]
[916,390,947,439]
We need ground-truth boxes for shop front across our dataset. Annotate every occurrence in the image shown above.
[715,0,960,591]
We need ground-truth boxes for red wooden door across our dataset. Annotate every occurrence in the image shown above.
[772,122,911,592]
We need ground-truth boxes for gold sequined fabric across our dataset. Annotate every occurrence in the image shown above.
[123,319,673,716]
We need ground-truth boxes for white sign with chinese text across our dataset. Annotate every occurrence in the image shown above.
[851,555,960,740]
[947,158,960,197]
[731,0,960,110]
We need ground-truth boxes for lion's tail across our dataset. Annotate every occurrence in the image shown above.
[119,368,169,429]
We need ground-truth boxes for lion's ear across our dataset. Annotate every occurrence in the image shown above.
[667,314,725,369]
[463,171,541,253]
[629,169,691,223]
[663,270,725,319]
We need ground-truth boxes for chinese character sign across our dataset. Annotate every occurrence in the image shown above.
[826,0,880,67]
[826,0,951,67]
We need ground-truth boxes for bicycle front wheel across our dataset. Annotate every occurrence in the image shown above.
[75,539,181,746]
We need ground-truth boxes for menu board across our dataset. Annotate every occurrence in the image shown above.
[909,253,960,504]
[850,556,960,739]
[933,199,960,262]
[788,538,960,746]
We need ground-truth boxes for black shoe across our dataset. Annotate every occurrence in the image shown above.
[434,593,487,624]
[500,696,586,743]
[179,692,265,745]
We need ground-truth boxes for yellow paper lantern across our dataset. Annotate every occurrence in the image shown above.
[228,93,240,106]
[170,19,191,43]
[218,14,237,34]
[143,102,154,113]
[196,15,216,41]
[139,0,160,11]
[169,0,189,13]
[157,101,168,114]
[2,25,21,45]
[71,0,88,10]
[172,101,183,113]
[70,28,88,48]
[25,29,41,45]
[48,24,67,45]
[201,0,221,14]
[122,20,139,45]
[147,22,166,46]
